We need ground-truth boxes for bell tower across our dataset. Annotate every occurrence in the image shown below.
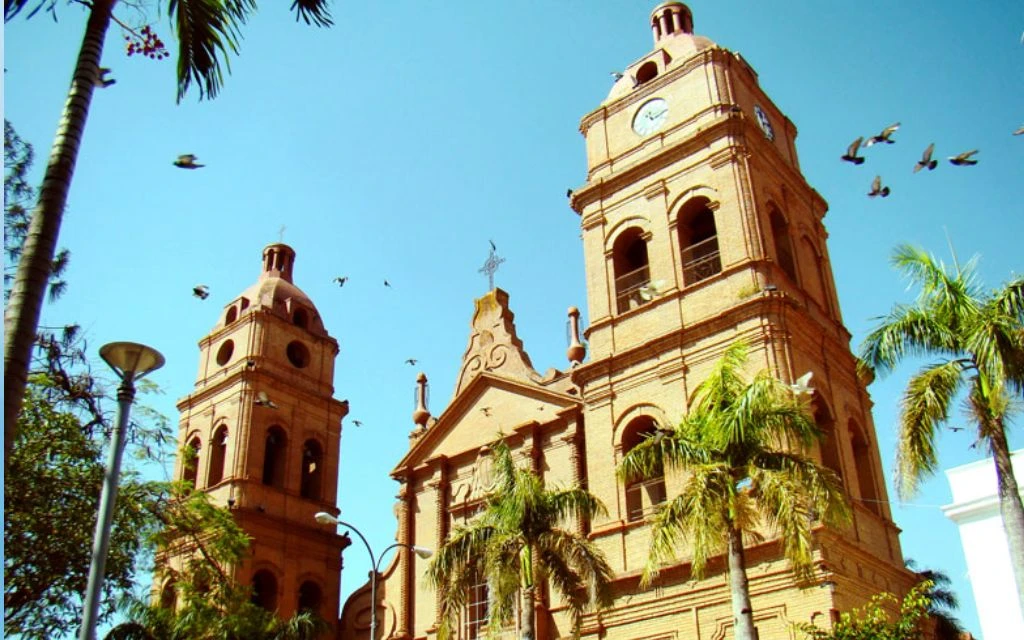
[168,243,350,632]
[569,3,913,636]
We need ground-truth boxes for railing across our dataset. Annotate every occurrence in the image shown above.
[614,265,651,314]
[681,236,721,285]
[625,476,667,522]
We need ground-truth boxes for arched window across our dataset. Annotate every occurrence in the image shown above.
[770,208,798,282]
[801,237,826,306]
[612,228,651,313]
[297,581,323,615]
[182,436,201,489]
[207,425,228,487]
[814,401,844,488]
[262,426,287,488]
[251,570,278,612]
[225,306,238,324]
[300,439,324,500]
[622,416,666,522]
[636,60,658,85]
[678,199,721,285]
[850,423,881,516]
[159,580,177,610]
[292,308,308,329]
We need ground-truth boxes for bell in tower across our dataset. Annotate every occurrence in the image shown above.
[164,243,350,633]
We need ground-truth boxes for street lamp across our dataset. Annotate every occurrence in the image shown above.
[79,342,165,640]
[314,512,432,640]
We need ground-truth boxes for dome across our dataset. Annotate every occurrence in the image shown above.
[222,243,328,337]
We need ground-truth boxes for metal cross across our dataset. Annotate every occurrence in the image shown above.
[277,225,286,243]
[478,243,505,291]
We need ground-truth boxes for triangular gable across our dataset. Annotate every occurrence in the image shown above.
[392,371,580,475]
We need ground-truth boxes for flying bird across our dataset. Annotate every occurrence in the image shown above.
[95,67,115,88]
[840,137,865,164]
[868,175,891,198]
[611,71,624,80]
[192,284,210,300]
[173,154,204,169]
[405,358,418,366]
[913,143,937,173]
[864,122,900,146]
[255,391,278,409]
[789,371,814,396]
[480,407,492,417]
[333,276,348,287]
[638,279,667,301]
[948,150,979,166]
[566,188,573,198]
[1014,125,1024,136]
[352,420,363,427]
[489,239,496,251]
[383,280,392,288]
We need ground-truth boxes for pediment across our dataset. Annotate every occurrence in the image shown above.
[392,371,580,476]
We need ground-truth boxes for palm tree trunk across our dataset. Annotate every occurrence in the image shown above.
[519,585,535,640]
[726,526,757,640]
[989,423,1024,615]
[3,0,115,467]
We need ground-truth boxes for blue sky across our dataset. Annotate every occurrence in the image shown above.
[5,1,1023,636]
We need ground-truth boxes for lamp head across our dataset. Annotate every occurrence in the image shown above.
[99,342,165,381]
[411,545,433,559]
[314,512,339,526]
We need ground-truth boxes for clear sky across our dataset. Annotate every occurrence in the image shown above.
[4,1,1023,637]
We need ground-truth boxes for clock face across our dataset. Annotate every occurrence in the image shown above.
[754,104,774,140]
[633,98,669,136]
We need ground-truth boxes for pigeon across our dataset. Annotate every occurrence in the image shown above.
[840,137,865,164]
[480,407,492,417]
[1014,125,1024,136]
[913,143,937,173]
[352,420,363,427]
[192,284,210,300]
[333,276,348,287]
[255,391,278,409]
[611,71,624,80]
[95,67,115,88]
[489,239,497,251]
[789,371,814,396]
[405,358,418,365]
[566,188,573,198]
[384,280,392,288]
[868,175,891,197]
[174,154,204,169]
[638,279,667,301]
[948,150,979,166]
[864,122,899,146]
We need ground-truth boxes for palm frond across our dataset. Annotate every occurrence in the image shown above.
[290,0,333,26]
[895,359,965,498]
[169,0,257,101]
[860,304,957,375]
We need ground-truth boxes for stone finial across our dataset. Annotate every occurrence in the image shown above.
[566,306,586,366]
[412,372,430,428]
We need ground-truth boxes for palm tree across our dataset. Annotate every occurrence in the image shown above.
[426,440,614,640]
[904,559,964,640]
[2,0,333,466]
[859,244,1024,614]
[619,341,850,640]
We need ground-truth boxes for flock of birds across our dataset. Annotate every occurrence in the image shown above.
[840,121,1022,198]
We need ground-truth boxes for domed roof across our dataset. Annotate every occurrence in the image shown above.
[229,243,328,337]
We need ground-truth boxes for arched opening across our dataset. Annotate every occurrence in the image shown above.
[215,340,234,367]
[770,208,798,282]
[300,439,324,500]
[225,306,238,324]
[262,426,287,489]
[159,580,177,610]
[297,580,323,615]
[612,227,651,313]
[678,198,721,285]
[814,400,844,488]
[182,436,201,489]
[251,569,279,612]
[850,423,881,516]
[622,416,666,522]
[286,340,310,368]
[636,60,658,85]
[801,237,826,307]
[292,308,308,329]
[207,425,228,486]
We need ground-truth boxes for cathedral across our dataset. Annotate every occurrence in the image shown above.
[161,3,916,639]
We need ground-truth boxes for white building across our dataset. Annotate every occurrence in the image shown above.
[943,450,1024,640]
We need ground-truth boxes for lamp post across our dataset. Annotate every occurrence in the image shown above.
[79,342,164,640]
[314,512,432,640]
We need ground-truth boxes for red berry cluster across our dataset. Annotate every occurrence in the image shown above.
[124,25,169,60]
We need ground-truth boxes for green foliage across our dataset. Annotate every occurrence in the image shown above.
[3,385,165,639]
[618,341,851,585]
[427,439,614,640]
[796,581,936,640]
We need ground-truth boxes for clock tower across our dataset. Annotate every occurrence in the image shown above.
[569,2,914,636]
